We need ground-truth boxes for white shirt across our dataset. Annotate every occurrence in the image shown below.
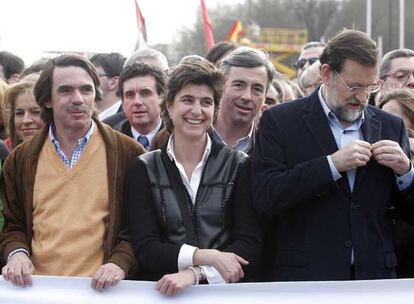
[98,100,121,121]
[131,119,162,150]
[166,135,226,284]
[211,124,254,154]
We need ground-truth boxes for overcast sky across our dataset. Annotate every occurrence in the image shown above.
[0,0,244,64]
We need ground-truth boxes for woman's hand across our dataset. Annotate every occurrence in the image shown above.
[155,269,196,296]
[193,249,249,283]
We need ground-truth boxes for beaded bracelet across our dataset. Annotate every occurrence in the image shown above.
[189,266,199,285]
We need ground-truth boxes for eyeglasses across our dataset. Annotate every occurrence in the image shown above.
[294,57,319,70]
[333,70,380,94]
[381,70,414,84]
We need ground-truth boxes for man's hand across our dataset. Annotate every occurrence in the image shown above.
[371,140,411,175]
[2,252,35,287]
[193,249,248,283]
[91,263,125,291]
[155,269,196,296]
[331,140,372,172]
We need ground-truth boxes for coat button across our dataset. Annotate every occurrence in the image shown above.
[345,240,352,248]
[350,202,360,209]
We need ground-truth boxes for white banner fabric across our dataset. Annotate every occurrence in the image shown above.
[1,275,414,304]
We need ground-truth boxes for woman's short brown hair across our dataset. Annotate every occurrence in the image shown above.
[160,58,225,133]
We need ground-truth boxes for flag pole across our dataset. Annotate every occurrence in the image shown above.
[400,0,405,48]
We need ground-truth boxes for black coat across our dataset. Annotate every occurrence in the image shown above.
[252,90,414,281]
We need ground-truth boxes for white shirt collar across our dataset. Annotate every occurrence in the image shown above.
[49,120,96,145]
[211,123,254,151]
[166,134,212,204]
[166,134,212,164]
[131,119,162,147]
[98,100,121,121]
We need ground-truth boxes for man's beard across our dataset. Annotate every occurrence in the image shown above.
[326,86,366,124]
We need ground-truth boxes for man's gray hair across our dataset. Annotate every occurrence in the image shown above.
[380,48,414,78]
[219,46,275,90]
[302,41,326,51]
[124,48,169,71]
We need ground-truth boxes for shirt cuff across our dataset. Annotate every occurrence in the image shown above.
[396,165,414,190]
[200,265,226,284]
[7,248,29,262]
[327,155,342,181]
[177,244,197,271]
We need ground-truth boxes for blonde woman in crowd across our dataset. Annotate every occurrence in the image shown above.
[3,75,44,150]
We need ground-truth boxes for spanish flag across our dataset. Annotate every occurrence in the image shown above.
[227,20,243,43]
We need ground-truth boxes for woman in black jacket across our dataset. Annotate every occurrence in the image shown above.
[127,58,261,296]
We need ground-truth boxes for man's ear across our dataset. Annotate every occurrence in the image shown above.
[260,103,269,115]
[166,100,173,114]
[320,64,332,86]
[45,100,53,109]
[7,73,20,84]
[378,78,385,89]
[109,76,119,91]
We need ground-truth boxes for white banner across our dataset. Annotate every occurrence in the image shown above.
[1,275,414,304]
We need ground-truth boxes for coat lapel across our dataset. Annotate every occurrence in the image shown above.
[302,93,339,156]
[302,92,352,196]
[353,106,381,193]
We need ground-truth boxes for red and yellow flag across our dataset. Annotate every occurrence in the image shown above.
[201,0,215,49]
[227,20,243,43]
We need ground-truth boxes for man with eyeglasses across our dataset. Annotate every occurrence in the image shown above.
[295,41,325,81]
[377,49,414,106]
[253,29,414,281]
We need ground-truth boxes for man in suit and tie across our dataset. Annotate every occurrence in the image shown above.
[253,29,414,281]
[103,48,169,129]
[114,62,167,150]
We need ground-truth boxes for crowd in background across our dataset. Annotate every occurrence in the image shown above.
[0,28,414,296]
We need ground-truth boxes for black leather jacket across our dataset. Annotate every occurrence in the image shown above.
[127,139,261,280]
[142,141,245,249]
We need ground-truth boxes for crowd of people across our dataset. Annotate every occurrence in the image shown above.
[0,28,414,296]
